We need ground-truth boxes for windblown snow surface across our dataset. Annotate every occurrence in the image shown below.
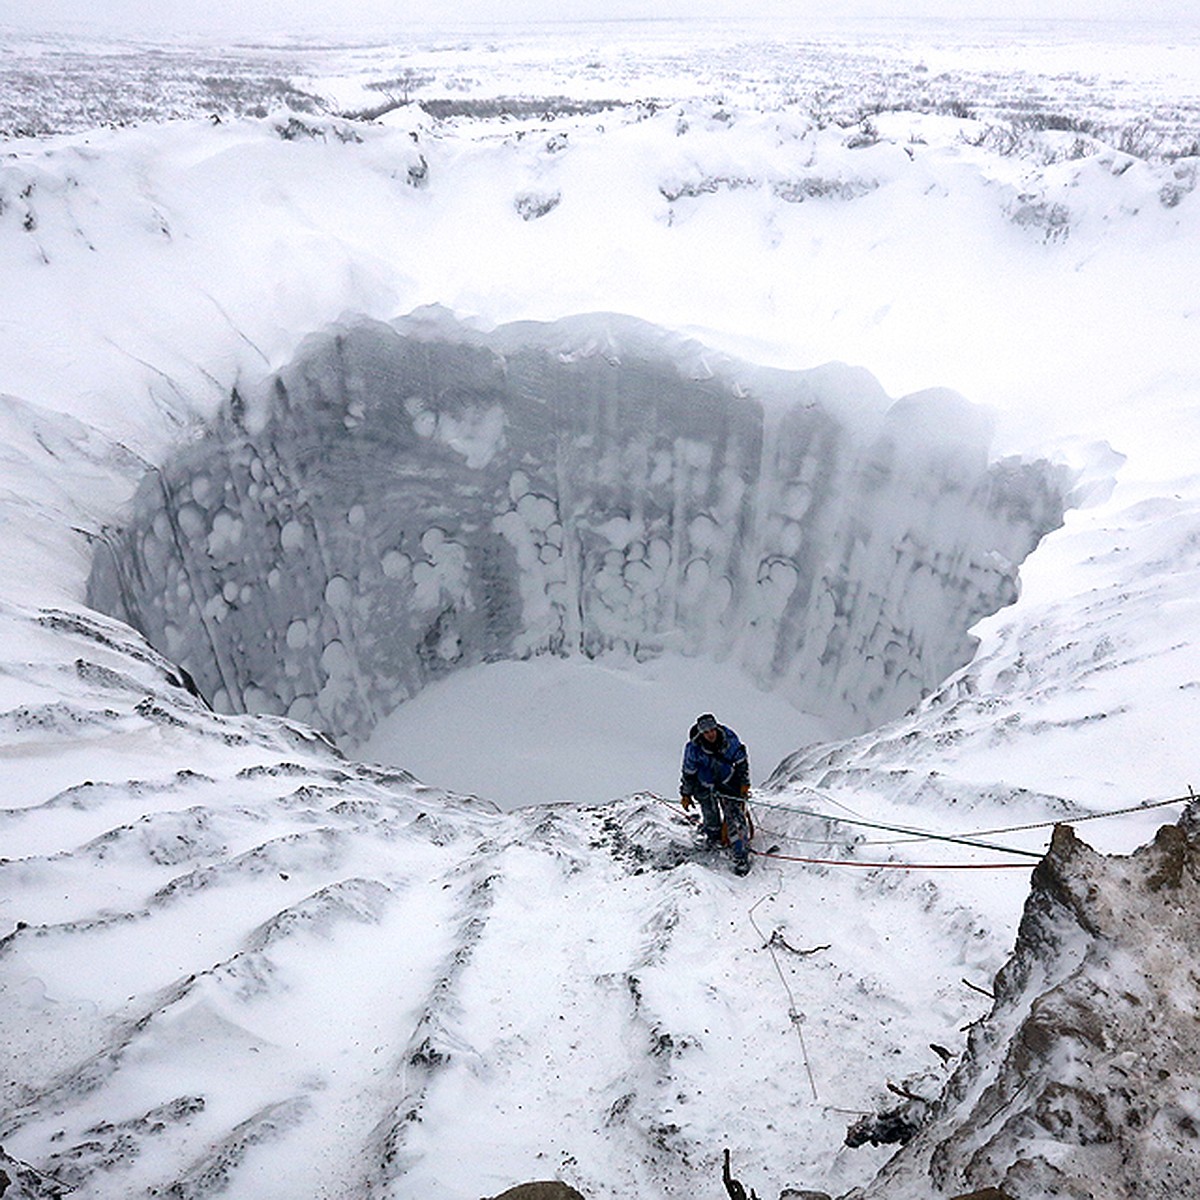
[2,18,1200,1200]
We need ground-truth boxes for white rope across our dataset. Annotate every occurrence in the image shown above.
[748,877,819,1102]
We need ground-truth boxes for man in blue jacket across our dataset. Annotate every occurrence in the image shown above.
[680,712,752,875]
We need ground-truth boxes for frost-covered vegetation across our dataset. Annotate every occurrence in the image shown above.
[2,22,1198,160]
[0,35,324,136]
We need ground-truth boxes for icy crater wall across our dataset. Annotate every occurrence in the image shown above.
[87,312,1068,745]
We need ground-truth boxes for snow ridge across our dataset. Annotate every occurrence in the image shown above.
[1,597,1010,1199]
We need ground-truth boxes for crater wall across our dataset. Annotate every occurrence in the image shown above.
[87,311,1069,745]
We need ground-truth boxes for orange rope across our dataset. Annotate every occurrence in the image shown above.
[636,791,1033,871]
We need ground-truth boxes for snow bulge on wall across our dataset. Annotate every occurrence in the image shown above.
[87,309,1069,749]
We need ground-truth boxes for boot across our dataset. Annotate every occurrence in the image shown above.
[731,840,751,875]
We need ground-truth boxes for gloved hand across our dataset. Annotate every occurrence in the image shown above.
[740,783,750,798]
[680,793,693,811]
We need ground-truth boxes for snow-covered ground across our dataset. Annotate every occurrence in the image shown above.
[2,17,1199,1200]
[357,652,831,809]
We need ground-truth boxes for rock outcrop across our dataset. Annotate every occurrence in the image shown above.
[846,802,1200,1200]
[488,1183,586,1200]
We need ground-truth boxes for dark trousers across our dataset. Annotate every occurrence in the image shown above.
[696,789,750,856]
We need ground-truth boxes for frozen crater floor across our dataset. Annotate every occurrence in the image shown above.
[355,651,831,810]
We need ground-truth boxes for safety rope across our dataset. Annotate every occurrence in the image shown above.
[742,821,1036,867]
[939,789,1197,839]
[739,795,1044,859]
[635,784,1196,871]
[636,791,1034,868]
[748,881,819,1101]
[745,815,1035,861]
[779,784,1196,850]
[751,848,1033,870]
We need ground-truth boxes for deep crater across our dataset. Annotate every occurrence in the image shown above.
[87,309,1070,756]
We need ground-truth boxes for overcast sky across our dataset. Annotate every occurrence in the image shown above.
[3,0,1199,35]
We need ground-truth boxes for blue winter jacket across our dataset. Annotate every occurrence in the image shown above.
[681,724,750,797]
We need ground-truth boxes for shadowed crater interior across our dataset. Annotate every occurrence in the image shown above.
[87,308,1071,747]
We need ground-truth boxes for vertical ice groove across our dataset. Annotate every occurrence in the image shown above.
[154,464,246,712]
[86,312,1069,746]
